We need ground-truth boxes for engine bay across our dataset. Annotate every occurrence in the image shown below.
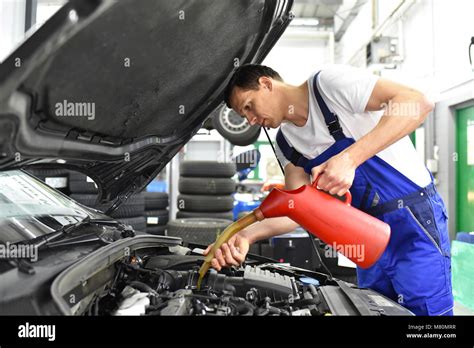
[50,236,411,316]
[84,250,331,316]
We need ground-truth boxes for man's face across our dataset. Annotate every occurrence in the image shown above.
[229,77,284,128]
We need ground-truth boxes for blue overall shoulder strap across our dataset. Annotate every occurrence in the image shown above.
[275,71,347,169]
[313,71,346,141]
[276,129,309,169]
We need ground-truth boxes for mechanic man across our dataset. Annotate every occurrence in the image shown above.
[204,64,453,316]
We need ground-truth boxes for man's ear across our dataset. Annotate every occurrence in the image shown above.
[258,76,273,91]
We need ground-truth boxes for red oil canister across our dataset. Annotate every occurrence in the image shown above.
[254,179,390,269]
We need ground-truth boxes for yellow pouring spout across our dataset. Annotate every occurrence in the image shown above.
[197,210,263,289]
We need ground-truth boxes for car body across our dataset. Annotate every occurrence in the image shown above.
[0,0,412,316]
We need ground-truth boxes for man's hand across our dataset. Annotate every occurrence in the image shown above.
[203,233,250,271]
[311,151,357,196]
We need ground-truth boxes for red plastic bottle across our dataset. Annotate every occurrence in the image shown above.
[254,178,390,269]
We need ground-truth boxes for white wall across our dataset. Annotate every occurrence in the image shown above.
[335,0,474,96]
[0,0,26,62]
[35,1,64,28]
[335,0,374,68]
[0,0,66,63]
[263,27,334,84]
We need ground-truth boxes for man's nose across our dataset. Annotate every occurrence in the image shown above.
[247,115,258,126]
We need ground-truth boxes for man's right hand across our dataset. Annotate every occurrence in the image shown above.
[203,233,250,271]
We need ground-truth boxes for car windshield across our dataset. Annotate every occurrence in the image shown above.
[0,170,102,243]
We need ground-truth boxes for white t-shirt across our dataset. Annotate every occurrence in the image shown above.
[275,65,432,188]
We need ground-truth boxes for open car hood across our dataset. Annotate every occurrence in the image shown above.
[0,0,293,211]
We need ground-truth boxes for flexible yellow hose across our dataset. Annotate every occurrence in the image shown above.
[197,211,259,289]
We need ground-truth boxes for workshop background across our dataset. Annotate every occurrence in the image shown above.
[1,0,473,315]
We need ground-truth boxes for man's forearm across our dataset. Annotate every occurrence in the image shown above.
[239,216,299,244]
[345,92,434,167]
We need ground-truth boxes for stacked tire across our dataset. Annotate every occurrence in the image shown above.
[144,192,169,235]
[25,168,70,195]
[176,161,236,220]
[167,161,236,245]
[167,218,233,245]
[67,172,146,232]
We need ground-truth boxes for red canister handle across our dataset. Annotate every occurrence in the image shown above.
[311,174,352,205]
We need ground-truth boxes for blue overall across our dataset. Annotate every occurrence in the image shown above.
[276,72,453,315]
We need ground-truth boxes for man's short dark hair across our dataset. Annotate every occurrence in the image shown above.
[223,64,282,109]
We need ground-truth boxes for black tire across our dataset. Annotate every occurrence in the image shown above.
[176,210,234,220]
[118,217,147,232]
[70,193,145,218]
[70,193,98,208]
[179,177,235,195]
[109,193,145,218]
[145,209,169,226]
[146,225,167,236]
[180,161,236,178]
[167,218,233,245]
[68,172,88,181]
[145,192,169,210]
[25,168,69,178]
[177,194,234,212]
[212,105,261,146]
[69,179,98,194]
[26,168,69,189]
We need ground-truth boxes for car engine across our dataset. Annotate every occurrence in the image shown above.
[87,253,330,316]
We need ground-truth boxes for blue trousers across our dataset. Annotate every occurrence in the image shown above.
[357,183,453,315]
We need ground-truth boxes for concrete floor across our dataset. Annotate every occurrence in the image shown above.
[453,301,474,315]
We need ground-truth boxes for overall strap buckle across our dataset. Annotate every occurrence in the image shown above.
[327,117,342,135]
[313,72,346,141]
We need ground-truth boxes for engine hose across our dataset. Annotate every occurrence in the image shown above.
[230,298,255,316]
[128,280,159,305]
[128,280,159,298]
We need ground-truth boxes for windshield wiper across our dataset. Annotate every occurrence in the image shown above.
[19,217,135,251]
[7,258,36,275]
[3,218,134,276]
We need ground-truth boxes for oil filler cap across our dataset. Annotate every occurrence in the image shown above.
[299,277,320,286]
